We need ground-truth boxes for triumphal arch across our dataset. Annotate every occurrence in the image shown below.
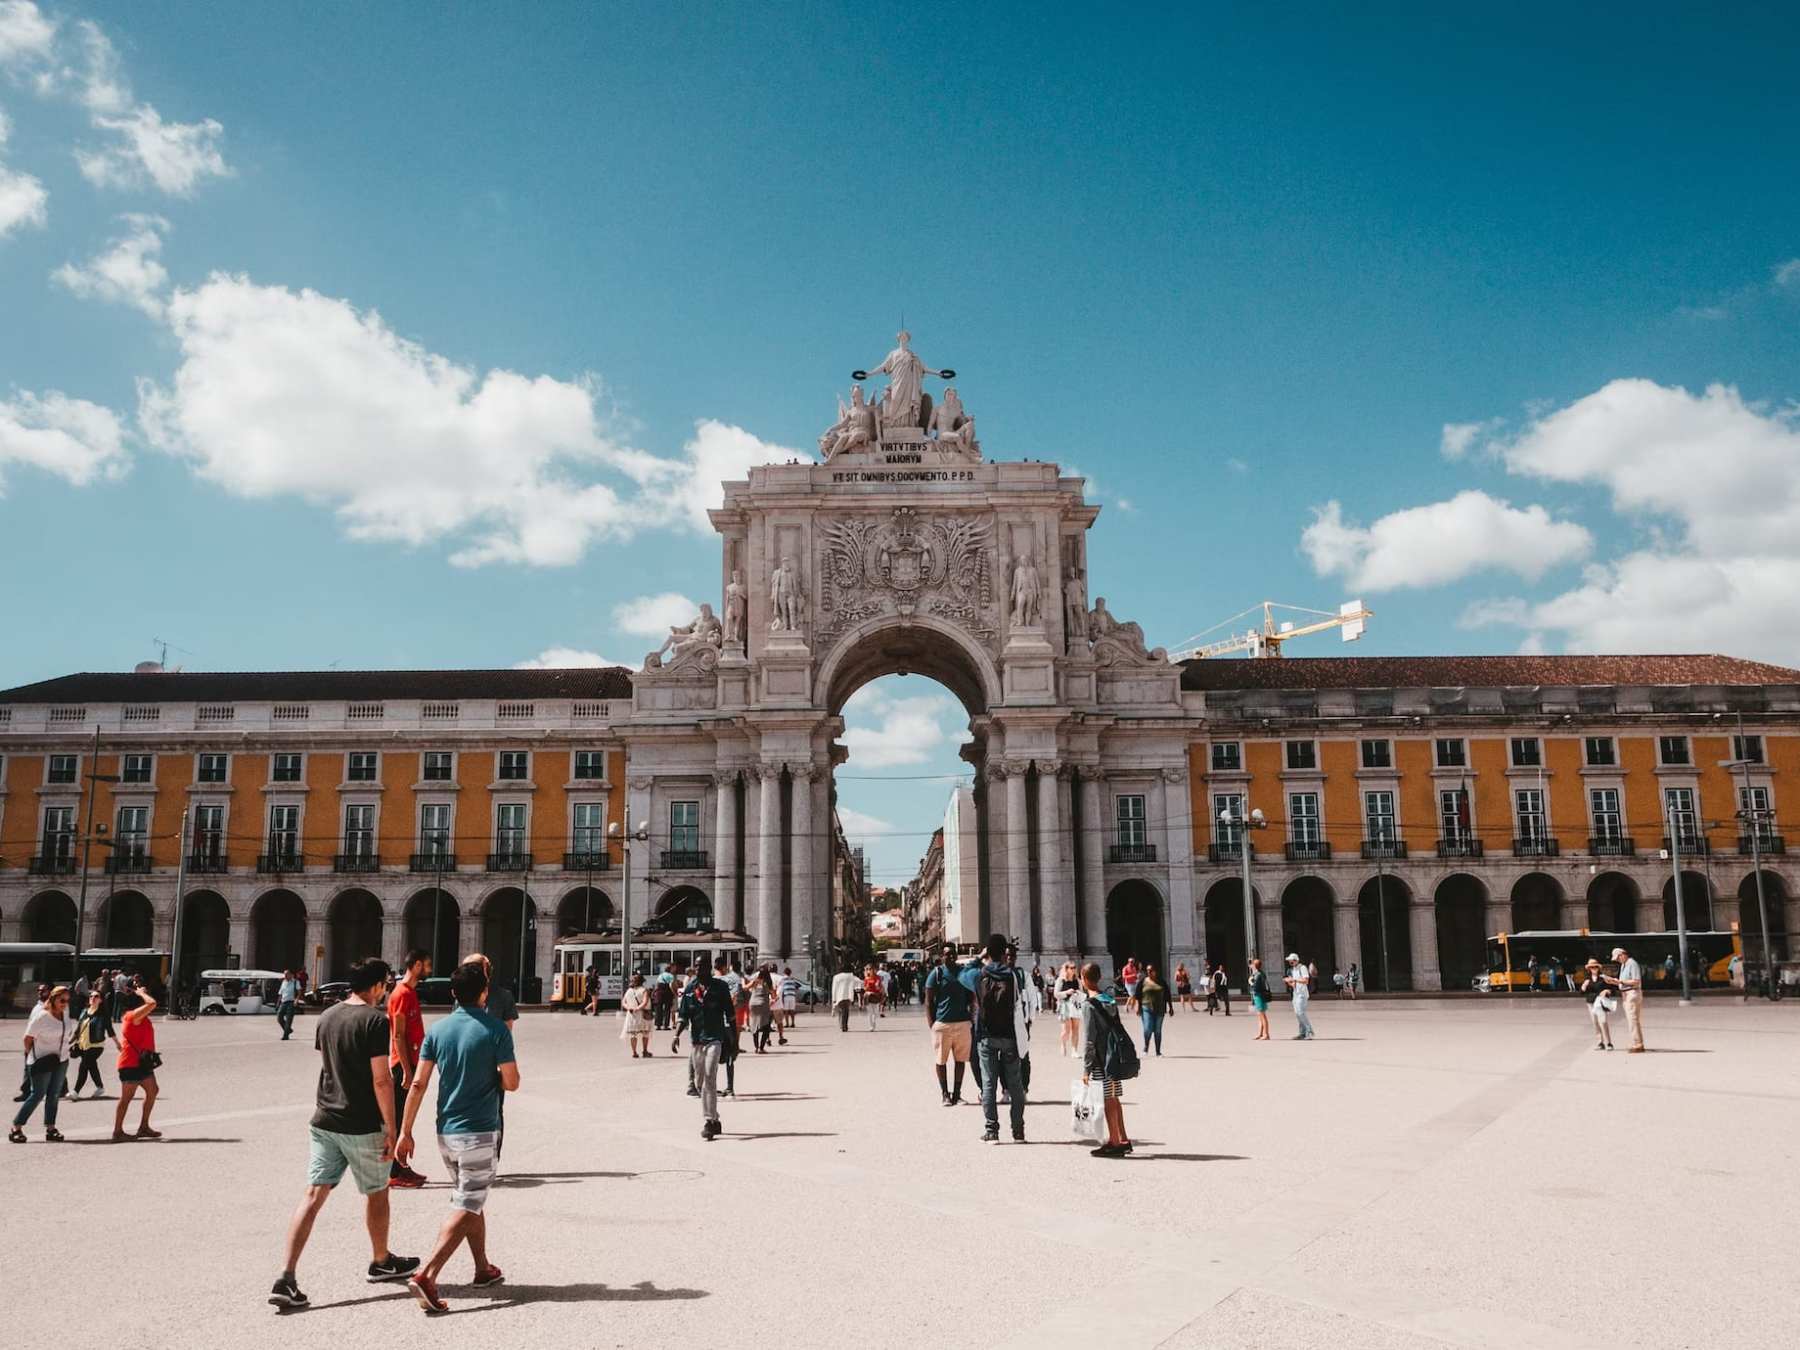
[623,332,1195,974]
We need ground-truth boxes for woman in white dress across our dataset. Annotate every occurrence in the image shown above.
[620,972,653,1058]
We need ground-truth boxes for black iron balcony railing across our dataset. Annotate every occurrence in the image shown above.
[487,851,533,872]
[186,849,229,873]
[1360,838,1407,860]
[562,850,614,871]
[1662,834,1709,857]
[1437,835,1483,859]
[257,849,305,874]
[661,849,709,870]
[1207,840,1251,863]
[409,851,457,873]
[1285,839,1332,862]
[1512,835,1560,858]
[333,849,380,873]
[1106,842,1158,864]
[29,853,77,876]
[105,848,152,875]
[1588,835,1635,857]
[1739,832,1786,855]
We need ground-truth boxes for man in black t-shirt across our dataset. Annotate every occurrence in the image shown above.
[268,958,419,1311]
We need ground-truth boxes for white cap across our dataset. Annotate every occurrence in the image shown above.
[1286,953,1299,963]
[1611,947,1627,958]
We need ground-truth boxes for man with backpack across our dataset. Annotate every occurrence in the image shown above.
[922,944,975,1106]
[1080,960,1137,1157]
[972,934,1027,1144]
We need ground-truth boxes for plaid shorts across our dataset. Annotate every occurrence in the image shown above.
[437,1131,499,1213]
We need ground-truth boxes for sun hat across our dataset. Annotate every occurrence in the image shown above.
[1285,953,1299,963]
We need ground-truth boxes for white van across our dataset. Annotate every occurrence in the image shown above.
[196,969,286,1015]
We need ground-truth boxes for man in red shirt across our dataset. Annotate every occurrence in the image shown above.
[387,948,431,1188]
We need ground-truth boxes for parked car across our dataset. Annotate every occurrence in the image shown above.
[306,980,352,1009]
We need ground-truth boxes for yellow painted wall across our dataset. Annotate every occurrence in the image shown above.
[1619,736,1660,842]
[379,749,415,862]
[1187,743,1208,852]
[2,751,42,859]
[152,752,192,867]
[534,749,570,857]
[1469,738,1510,848]
[1320,739,1359,851]
[1395,738,1436,848]
[1243,739,1283,841]
[229,749,261,867]
[307,748,339,859]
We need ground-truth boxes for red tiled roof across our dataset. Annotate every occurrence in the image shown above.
[0,667,635,705]
[1179,653,1800,692]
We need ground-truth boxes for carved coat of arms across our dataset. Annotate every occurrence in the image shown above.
[821,508,993,639]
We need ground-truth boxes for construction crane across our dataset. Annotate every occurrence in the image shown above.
[1170,600,1372,661]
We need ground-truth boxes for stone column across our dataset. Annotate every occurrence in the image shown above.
[1562,892,1589,932]
[1635,893,1665,933]
[790,762,816,962]
[1034,760,1067,962]
[1079,767,1106,963]
[228,914,250,967]
[712,771,739,931]
[627,776,654,930]
[1257,896,1286,979]
[1410,898,1442,991]
[1333,901,1362,981]
[1161,766,1198,968]
[458,911,481,961]
[812,773,832,973]
[382,911,405,966]
[756,764,782,957]
[1004,761,1031,945]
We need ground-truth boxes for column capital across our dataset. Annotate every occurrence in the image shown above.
[626,775,655,792]
[756,762,785,782]
[984,761,1010,783]
[787,761,818,783]
[1034,757,1063,776]
[712,769,740,788]
[1160,766,1188,785]
[1076,762,1107,783]
[1001,758,1033,777]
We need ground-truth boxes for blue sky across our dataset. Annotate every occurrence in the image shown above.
[4,1,1799,888]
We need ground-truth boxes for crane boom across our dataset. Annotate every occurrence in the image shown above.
[1169,600,1371,661]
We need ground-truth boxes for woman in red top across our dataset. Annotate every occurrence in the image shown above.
[112,979,161,1142]
[861,965,884,1031]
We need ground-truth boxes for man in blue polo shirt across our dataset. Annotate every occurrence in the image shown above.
[923,943,977,1107]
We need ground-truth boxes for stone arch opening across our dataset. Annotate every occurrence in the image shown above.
[1511,871,1563,933]
[819,613,999,719]
[1736,870,1789,963]
[23,890,77,945]
[1586,871,1639,933]
[1201,878,1253,986]
[327,888,384,979]
[1281,876,1337,981]
[479,887,538,999]
[1357,874,1413,992]
[650,885,713,933]
[1662,871,1713,931]
[557,886,615,936]
[177,889,230,986]
[404,888,459,974]
[1105,878,1165,980]
[251,889,308,973]
[95,889,154,949]
[1434,873,1489,992]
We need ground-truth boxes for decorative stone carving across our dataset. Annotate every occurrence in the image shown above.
[984,761,1011,783]
[645,602,721,670]
[756,762,785,782]
[1009,550,1042,629]
[1034,757,1062,776]
[818,385,877,460]
[856,330,949,434]
[627,775,655,792]
[722,571,747,648]
[712,769,740,788]
[770,555,806,634]
[1086,596,1168,666]
[787,761,818,782]
[1001,758,1033,777]
[1062,541,1089,654]
[820,507,994,643]
[1160,766,1187,784]
[1076,763,1107,783]
[928,387,979,458]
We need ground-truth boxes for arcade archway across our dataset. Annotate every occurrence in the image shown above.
[251,889,308,972]
[1663,871,1713,931]
[480,888,538,998]
[1357,875,1413,992]
[1201,878,1252,986]
[95,889,154,948]
[1586,871,1639,933]
[177,889,230,986]
[650,886,713,933]
[1105,879,1165,979]
[327,888,384,979]
[1737,871,1789,962]
[557,886,614,936]
[1434,873,1488,992]
[405,888,459,974]
[22,891,76,945]
[1511,872,1563,932]
[1281,876,1337,979]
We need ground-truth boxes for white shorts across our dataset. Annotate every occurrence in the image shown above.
[779,996,796,1012]
[438,1131,499,1213]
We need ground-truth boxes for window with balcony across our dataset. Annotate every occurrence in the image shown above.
[1434,739,1466,769]
[1738,784,1780,852]
[498,751,530,781]
[1510,737,1541,768]
[1284,740,1316,771]
[494,803,529,861]
[1584,736,1616,767]
[266,804,300,865]
[568,802,608,870]
[669,800,700,853]
[1590,788,1624,849]
[418,804,452,862]
[1210,742,1241,773]
[47,754,77,785]
[421,751,453,782]
[1732,734,1764,765]
[1658,736,1690,767]
[1664,786,1701,850]
[1110,793,1153,862]
[1287,792,1324,859]
[272,753,303,783]
[114,805,149,870]
[342,803,375,860]
[36,806,75,872]
[1514,788,1551,855]
[1439,787,1475,854]
[346,752,378,782]
[192,803,225,869]
[121,753,153,784]
[1213,793,1243,854]
[1360,738,1391,770]
[573,750,606,780]
[198,753,229,783]
[1364,791,1397,850]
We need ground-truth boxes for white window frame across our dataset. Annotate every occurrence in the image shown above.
[1584,736,1616,768]
[669,799,701,853]
[42,805,76,859]
[1658,735,1691,767]
[267,803,300,858]
[346,751,379,782]
[572,801,607,852]
[419,803,453,855]
[1359,738,1391,770]
[1510,737,1541,768]
[271,752,304,784]
[1288,792,1321,846]
[342,803,376,858]
[1434,738,1467,770]
[497,751,530,782]
[421,751,454,782]
[495,802,529,856]
[1589,788,1622,843]
[1213,793,1243,848]
[47,754,78,785]
[1284,740,1317,771]
[1732,734,1764,765]
[197,753,230,784]
[1664,787,1700,846]
[1439,787,1473,843]
[572,750,606,780]
[1364,790,1396,844]
[120,753,154,784]
[1514,788,1547,842]
[1210,741,1241,773]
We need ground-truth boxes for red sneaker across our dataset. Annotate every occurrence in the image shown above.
[388,1167,426,1190]
[471,1264,505,1288]
[407,1272,448,1313]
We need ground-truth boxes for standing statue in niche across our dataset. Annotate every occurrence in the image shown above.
[860,330,949,432]
[1010,552,1042,629]
[818,385,877,459]
[1063,551,1089,651]
[722,569,747,647]
[770,555,806,634]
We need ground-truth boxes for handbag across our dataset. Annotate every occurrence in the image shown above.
[1070,1078,1107,1141]
[137,1049,164,1073]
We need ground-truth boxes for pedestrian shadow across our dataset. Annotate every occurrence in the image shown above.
[453,1280,710,1309]
[67,1136,243,1146]
[1646,1048,1713,1054]
[1128,1153,1249,1163]
[493,1170,637,1188]
[1301,1036,1365,1041]
[1154,1054,1226,1060]
[722,1131,838,1141]
[730,1092,824,1101]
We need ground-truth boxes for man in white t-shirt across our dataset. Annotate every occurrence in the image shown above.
[277,971,301,1041]
[1284,953,1315,1040]
[829,967,860,1033]
[1607,946,1645,1052]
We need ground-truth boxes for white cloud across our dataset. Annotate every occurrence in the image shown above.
[513,646,625,669]
[0,388,128,491]
[836,806,894,841]
[611,591,700,638]
[77,103,228,196]
[1440,418,1502,459]
[840,685,963,769]
[1458,597,1531,629]
[0,1,55,66]
[52,211,168,315]
[1302,491,1591,591]
[1773,259,1800,290]
[0,106,47,237]
[638,418,805,534]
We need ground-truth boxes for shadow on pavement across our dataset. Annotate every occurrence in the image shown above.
[494,1170,637,1187]
[1130,1153,1249,1163]
[455,1280,710,1309]
[67,1136,243,1146]
[722,1131,837,1140]
[1646,1048,1713,1054]
[730,1092,823,1101]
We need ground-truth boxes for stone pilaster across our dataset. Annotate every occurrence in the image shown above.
[712,770,739,931]
[1035,760,1067,961]
[756,763,782,957]
[1078,766,1106,962]
[1004,760,1031,944]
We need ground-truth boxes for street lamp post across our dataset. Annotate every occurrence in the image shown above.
[1723,743,1777,1001]
[1667,802,1694,1006]
[1374,844,1393,995]
[611,810,649,993]
[1221,803,1267,985]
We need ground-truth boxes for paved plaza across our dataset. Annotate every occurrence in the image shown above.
[5,994,1795,1348]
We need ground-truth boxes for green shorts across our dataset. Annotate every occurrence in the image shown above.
[308,1126,389,1195]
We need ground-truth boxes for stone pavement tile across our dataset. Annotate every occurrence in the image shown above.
[1160,1287,1460,1350]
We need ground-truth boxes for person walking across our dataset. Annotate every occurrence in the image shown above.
[1137,963,1170,1056]
[70,987,116,1098]
[1214,963,1232,1016]
[1121,955,1142,1008]
[276,969,300,1040]
[9,983,70,1143]
[620,973,652,1058]
[1056,960,1083,1057]
[972,935,1027,1143]
[1079,961,1135,1158]
[1248,957,1271,1041]
[778,966,800,1037]
[269,957,420,1310]
[1284,954,1315,1040]
[1527,953,1540,994]
[388,949,432,1189]
[1580,959,1615,1050]
[830,965,859,1033]
[747,965,776,1053]
[677,958,734,1140]
[396,961,518,1314]
[1607,945,1645,1052]
[1346,963,1361,1000]
[112,977,162,1140]
[862,964,884,1031]
[1175,963,1195,1013]
[923,943,975,1105]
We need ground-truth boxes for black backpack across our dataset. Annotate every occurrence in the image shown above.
[976,968,1016,1035]
[1101,1005,1141,1081]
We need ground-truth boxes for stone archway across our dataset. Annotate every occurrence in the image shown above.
[650,885,713,933]
[1587,871,1639,933]
[327,888,384,979]
[1662,871,1713,931]
[404,888,459,974]
[177,889,230,986]
[251,889,308,972]
[1202,878,1252,986]
[22,890,77,945]
[1434,873,1489,992]
[1357,874,1413,992]
[479,887,539,998]
[1736,870,1789,963]
[1281,877,1337,980]
[1511,871,1563,932]
[1105,879,1165,980]
[95,889,154,948]
[557,886,615,936]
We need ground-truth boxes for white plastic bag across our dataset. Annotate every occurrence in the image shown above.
[1070,1077,1106,1141]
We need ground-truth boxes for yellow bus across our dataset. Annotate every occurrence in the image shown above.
[1479,929,1740,992]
